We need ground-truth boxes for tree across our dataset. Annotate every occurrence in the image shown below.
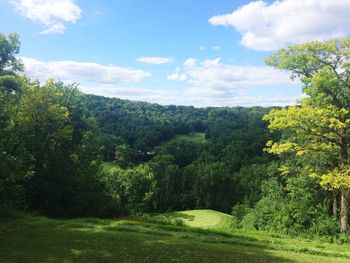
[0,33,23,72]
[264,38,350,233]
[11,79,104,217]
[0,33,29,210]
[104,165,156,214]
[149,154,181,211]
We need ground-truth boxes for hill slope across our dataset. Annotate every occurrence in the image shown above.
[1,216,350,263]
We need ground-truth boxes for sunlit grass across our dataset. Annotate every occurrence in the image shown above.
[1,215,350,262]
[172,132,206,143]
[154,209,232,229]
[102,161,119,171]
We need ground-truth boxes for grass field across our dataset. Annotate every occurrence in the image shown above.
[159,132,206,148]
[153,209,233,228]
[102,161,119,171]
[172,132,206,143]
[2,211,350,262]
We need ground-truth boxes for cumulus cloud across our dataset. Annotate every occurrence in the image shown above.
[21,57,151,84]
[199,46,221,51]
[168,57,292,89]
[182,93,302,107]
[20,56,301,107]
[167,69,187,82]
[209,0,350,51]
[165,57,302,106]
[136,57,175,65]
[11,0,81,34]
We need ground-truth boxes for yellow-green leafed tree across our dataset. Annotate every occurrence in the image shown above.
[264,38,350,234]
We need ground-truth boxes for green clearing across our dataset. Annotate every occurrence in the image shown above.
[1,214,350,263]
[102,161,119,171]
[172,132,206,143]
[160,132,206,147]
[153,209,233,228]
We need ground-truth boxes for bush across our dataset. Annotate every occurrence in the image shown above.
[143,214,185,226]
[231,203,250,228]
[309,216,339,237]
[0,203,26,219]
[103,165,157,215]
[239,176,339,238]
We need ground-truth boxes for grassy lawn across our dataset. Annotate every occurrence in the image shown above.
[158,132,206,148]
[1,215,350,263]
[172,133,206,143]
[154,209,233,228]
[102,161,119,171]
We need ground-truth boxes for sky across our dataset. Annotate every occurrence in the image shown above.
[1,0,350,107]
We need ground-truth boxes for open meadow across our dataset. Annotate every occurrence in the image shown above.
[1,210,350,263]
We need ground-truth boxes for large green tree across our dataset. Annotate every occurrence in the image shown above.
[0,33,29,209]
[265,38,350,233]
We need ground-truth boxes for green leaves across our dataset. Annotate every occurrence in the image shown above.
[104,165,156,214]
[264,37,350,233]
[321,167,350,190]
[0,33,23,72]
[264,37,350,191]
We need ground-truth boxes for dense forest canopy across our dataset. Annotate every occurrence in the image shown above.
[2,32,350,238]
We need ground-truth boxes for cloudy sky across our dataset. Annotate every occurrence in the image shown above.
[1,0,349,107]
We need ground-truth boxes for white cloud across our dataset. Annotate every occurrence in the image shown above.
[168,57,292,89]
[11,0,81,34]
[199,46,221,51]
[209,0,350,51]
[181,92,302,107]
[167,68,187,81]
[20,56,301,107]
[136,57,175,65]
[165,57,302,106]
[40,22,66,34]
[21,57,151,84]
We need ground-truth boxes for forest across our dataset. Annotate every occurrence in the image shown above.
[3,32,350,262]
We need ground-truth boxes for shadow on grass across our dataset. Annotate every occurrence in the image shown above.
[161,212,196,221]
[0,219,302,263]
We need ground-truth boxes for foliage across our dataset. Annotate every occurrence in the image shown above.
[0,32,23,72]
[103,165,157,215]
[265,37,350,233]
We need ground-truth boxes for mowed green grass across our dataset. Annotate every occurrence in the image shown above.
[159,132,206,148]
[102,161,119,171]
[156,209,233,228]
[172,132,206,143]
[1,215,350,263]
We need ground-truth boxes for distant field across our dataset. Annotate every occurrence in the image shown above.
[102,161,119,171]
[154,209,232,229]
[1,215,350,263]
[172,132,206,143]
[158,132,206,148]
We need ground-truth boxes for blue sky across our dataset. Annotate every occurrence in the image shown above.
[1,0,350,106]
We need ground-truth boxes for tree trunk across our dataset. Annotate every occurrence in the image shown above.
[340,189,349,234]
[339,128,349,234]
[333,191,338,218]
